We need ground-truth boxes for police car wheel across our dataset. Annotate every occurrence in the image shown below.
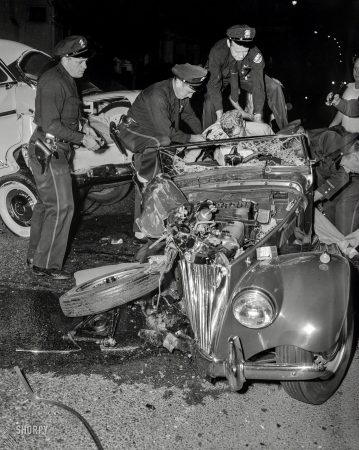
[59,264,161,317]
[0,171,37,238]
[86,182,132,205]
[98,100,131,125]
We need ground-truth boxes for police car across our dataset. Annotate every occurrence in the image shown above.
[0,39,139,237]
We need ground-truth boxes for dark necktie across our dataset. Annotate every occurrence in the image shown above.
[230,59,239,104]
[174,97,181,131]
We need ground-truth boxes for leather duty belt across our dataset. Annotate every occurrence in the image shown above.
[36,127,69,144]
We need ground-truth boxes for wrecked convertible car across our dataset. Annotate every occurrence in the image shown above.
[135,132,354,405]
[60,132,354,405]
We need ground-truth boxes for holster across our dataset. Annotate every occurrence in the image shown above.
[35,139,57,176]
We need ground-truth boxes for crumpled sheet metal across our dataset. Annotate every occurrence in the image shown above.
[137,173,187,238]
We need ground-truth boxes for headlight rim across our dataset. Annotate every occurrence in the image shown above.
[232,286,277,329]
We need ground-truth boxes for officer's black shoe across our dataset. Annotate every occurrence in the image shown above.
[32,265,72,280]
[27,258,34,268]
[133,237,148,246]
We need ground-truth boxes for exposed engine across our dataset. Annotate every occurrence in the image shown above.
[167,190,300,264]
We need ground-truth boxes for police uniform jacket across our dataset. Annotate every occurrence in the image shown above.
[314,138,350,200]
[206,38,265,116]
[316,164,350,200]
[127,79,202,143]
[34,62,84,144]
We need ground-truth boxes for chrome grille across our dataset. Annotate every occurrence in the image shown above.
[179,259,229,355]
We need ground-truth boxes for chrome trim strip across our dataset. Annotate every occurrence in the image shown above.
[243,362,325,380]
[192,340,326,392]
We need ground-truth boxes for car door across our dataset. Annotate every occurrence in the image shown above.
[0,60,19,165]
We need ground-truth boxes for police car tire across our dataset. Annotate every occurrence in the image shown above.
[59,264,161,317]
[79,197,102,215]
[99,100,131,115]
[86,182,132,205]
[98,101,131,125]
[0,171,37,238]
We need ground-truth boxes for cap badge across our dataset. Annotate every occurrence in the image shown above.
[244,29,252,39]
[79,38,86,48]
[200,76,206,81]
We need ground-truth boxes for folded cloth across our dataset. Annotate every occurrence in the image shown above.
[314,208,359,258]
[314,208,344,244]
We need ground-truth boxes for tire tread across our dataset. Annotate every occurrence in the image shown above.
[60,266,161,317]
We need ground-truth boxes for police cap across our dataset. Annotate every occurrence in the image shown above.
[54,36,90,58]
[172,63,208,91]
[227,25,256,47]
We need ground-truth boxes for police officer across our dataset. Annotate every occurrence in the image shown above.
[203,24,288,131]
[117,63,207,244]
[313,129,359,235]
[27,36,101,280]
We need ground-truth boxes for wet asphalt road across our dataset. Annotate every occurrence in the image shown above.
[0,190,359,450]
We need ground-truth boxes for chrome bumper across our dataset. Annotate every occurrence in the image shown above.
[193,336,326,391]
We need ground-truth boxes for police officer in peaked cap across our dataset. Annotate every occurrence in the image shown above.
[116,62,207,247]
[311,129,359,236]
[203,24,289,131]
[27,36,102,280]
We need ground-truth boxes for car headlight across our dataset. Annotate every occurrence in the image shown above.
[232,288,276,329]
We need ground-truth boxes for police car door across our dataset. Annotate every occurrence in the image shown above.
[0,60,19,168]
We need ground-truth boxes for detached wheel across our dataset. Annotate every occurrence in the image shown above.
[276,308,354,404]
[0,172,37,238]
[60,264,161,317]
[86,182,132,205]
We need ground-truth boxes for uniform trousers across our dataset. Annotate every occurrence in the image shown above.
[27,135,74,270]
[203,75,288,130]
[117,121,171,232]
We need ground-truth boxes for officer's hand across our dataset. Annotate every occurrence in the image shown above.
[338,229,359,250]
[242,111,254,121]
[82,134,101,151]
[190,134,206,143]
[83,123,98,138]
[228,98,254,121]
[253,113,263,123]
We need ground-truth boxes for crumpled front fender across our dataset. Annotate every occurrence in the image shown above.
[217,253,350,360]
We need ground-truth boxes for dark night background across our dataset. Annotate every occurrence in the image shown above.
[68,0,359,129]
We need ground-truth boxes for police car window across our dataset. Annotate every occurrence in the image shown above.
[18,52,53,81]
[0,66,9,83]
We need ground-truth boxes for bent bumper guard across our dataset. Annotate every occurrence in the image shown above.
[193,336,326,391]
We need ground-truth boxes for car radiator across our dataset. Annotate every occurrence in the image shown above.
[179,259,229,355]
